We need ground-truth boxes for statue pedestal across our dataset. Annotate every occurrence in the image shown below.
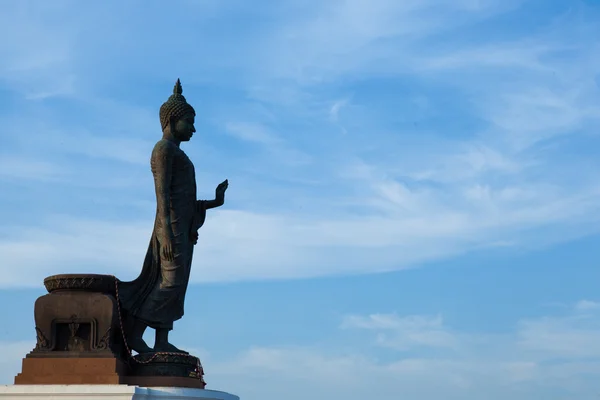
[16,274,207,388]
[14,351,207,388]
[15,357,129,385]
[0,385,240,400]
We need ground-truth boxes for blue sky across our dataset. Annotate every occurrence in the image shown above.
[1,0,600,398]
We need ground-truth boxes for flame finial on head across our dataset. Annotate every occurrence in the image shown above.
[174,78,183,95]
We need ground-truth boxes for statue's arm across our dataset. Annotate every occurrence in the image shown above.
[202,198,224,210]
[152,142,175,239]
[197,179,227,210]
[192,180,227,241]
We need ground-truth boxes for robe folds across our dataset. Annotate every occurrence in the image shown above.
[119,140,206,330]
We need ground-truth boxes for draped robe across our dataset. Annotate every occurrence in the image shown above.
[119,139,206,330]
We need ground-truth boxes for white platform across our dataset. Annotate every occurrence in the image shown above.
[0,385,239,400]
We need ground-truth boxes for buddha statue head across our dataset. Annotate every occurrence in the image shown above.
[159,79,196,142]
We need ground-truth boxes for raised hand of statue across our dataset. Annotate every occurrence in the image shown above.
[215,179,228,203]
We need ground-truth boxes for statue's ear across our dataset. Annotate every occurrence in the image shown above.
[169,115,178,130]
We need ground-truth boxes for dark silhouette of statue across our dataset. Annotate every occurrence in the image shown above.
[118,79,228,354]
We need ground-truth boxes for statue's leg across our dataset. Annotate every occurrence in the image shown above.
[126,317,153,354]
[152,242,191,354]
[154,327,189,354]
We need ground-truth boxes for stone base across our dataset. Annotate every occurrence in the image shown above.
[14,357,129,385]
[129,353,205,387]
[14,356,207,389]
[0,385,239,400]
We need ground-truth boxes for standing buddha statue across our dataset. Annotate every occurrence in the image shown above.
[118,79,228,354]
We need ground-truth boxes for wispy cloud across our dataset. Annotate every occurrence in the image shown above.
[575,300,600,312]
[224,122,278,145]
[0,156,64,181]
[0,2,77,99]
[202,301,600,399]
[342,313,457,350]
[329,98,349,123]
[223,121,312,168]
[516,301,600,359]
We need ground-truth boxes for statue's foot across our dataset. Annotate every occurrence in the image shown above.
[128,337,153,354]
[154,341,189,354]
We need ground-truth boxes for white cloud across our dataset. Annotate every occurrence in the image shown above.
[224,122,278,145]
[210,349,552,400]
[342,314,457,350]
[517,314,600,359]
[342,313,445,331]
[0,216,151,288]
[204,302,600,400]
[222,122,312,168]
[329,98,349,122]
[0,156,65,181]
[0,2,76,99]
[575,300,600,312]
[252,0,524,85]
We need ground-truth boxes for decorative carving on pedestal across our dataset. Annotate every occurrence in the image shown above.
[44,274,116,294]
[34,327,50,351]
[98,327,111,350]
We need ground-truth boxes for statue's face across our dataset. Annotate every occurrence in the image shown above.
[173,113,196,142]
